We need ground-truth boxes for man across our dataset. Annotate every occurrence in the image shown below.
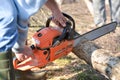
[0,0,66,80]
[93,0,120,27]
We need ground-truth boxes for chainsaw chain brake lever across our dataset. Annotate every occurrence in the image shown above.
[52,21,72,47]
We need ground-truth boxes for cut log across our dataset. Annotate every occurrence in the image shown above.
[72,41,120,80]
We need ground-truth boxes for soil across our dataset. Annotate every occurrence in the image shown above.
[27,0,120,80]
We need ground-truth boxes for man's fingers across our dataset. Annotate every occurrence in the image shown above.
[59,17,66,27]
[52,19,60,26]
[17,55,25,61]
[52,17,66,27]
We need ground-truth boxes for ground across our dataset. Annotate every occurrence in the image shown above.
[27,0,120,80]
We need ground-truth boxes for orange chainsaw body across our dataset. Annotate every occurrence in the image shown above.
[13,27,73,71]
[13,13,117,71]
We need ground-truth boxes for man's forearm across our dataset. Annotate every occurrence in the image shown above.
[45,0,61,14]
[45,0,66,27]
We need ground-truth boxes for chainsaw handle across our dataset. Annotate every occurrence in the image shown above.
[46,13,75,30]
[13,57,38,71]
[57,21,72,41]
[13,57,20,69]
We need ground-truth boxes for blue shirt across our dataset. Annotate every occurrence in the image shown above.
[0,0,47,52]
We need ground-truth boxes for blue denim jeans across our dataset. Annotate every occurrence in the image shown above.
[0,0,47,52]
[93,0,120,26]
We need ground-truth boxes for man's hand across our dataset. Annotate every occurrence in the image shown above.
[14,46,34,61]
[45,0,67,27]
[52,11,67,27]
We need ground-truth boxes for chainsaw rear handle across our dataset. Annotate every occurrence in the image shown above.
[46,13,75,30]
[13,57,20,69]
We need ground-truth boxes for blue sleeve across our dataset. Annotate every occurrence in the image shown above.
[0,0,18,52]
[12,0,48,53]
[12,22,28,53]
[14,0,48,20]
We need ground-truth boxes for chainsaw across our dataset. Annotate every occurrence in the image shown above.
[13,13,117,71]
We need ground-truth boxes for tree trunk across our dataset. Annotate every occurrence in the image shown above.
[72,41,120,80]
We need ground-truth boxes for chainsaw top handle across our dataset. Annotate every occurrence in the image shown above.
[46,13,75,30]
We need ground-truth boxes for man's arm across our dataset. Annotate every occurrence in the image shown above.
[45,0,66,27]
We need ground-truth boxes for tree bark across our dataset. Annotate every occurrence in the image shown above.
[72,41,120,80]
